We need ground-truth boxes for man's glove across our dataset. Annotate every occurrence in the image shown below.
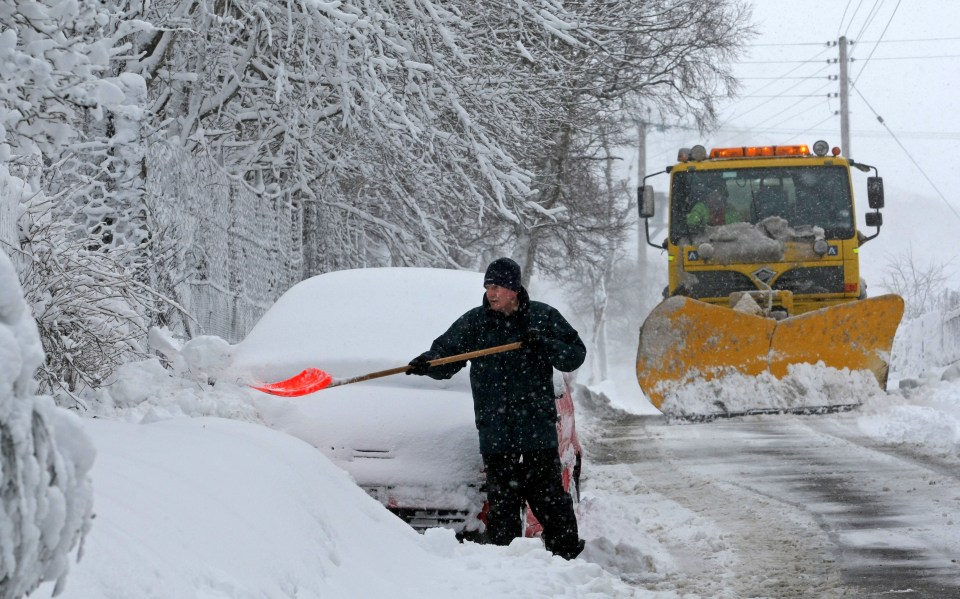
[406,353,433,376]
[520,328,545,351]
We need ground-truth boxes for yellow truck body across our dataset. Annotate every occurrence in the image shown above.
[636,142,904,415]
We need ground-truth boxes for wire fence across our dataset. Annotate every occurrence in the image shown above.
[145,142,303,342]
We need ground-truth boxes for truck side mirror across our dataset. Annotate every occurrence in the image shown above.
[639,185,655,218]
[865,211,882,227]
[867,177,884,209]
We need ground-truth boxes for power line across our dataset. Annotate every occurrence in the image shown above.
[658,11,960,199]
[718,99,834,146]
[747,37,960,47]
[851,86,960,221]
[719,57,832,125]
[642,122,960,141]
[842,0,869,38]
[851,0,902,86]
[855,36,960,43]
[739,94,839,98]
[757,98,838,136]
[741,128,960,140]
[740,53,960,65]
[728,24,957,151]
[851,0,884,43]
[852,54,960,60]
[747,42,837,48]
[739,59,837,64]
[792,113,839,141]
[641,120,960,168]
[838,0,854,38]
[720,74,833,128]
[739,76,835,80]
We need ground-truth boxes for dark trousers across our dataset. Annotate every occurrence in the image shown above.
[482,449,581,557]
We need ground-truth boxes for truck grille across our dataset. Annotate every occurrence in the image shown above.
[684,271,756,298]
[683,266,845,299]
[772,266,845,294]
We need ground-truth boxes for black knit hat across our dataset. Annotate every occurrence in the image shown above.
[483,257,522,292]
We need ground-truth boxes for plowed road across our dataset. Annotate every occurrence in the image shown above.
[587,413,960,598]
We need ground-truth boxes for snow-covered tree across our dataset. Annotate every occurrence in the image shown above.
[883,246,956,319]
[1,0,167,401]
[465,0,753,280]
[0,0,144,231]
[0,244,95,599]
[16,206,159,400]
[117,0,544,270]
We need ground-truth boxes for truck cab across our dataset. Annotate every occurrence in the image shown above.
[641,141,885,316]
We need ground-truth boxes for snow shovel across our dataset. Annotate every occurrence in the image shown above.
[251,341,523,397]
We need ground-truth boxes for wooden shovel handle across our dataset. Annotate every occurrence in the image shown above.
[328,342,523,388]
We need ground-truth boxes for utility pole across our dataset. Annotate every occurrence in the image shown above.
[838,36,851,156]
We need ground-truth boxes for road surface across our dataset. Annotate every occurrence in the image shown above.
[586,412,960,598]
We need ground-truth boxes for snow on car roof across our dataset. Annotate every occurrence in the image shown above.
[235,267,487,493]
[233,267,485,383]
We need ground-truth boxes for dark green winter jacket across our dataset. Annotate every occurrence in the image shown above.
[420,287,586,454]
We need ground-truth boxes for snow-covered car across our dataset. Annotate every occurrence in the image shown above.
[232,267,583,538]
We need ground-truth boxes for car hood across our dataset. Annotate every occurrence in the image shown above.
[255,381,482,491]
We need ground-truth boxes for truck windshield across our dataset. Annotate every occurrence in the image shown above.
[669,165,855,243]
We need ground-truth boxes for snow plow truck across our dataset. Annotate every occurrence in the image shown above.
[637,141,904,420]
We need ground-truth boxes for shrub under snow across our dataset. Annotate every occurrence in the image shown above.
[0,248,95,598]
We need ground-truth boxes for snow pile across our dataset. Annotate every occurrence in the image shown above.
[35,415,646,599]
[694,222,783,264]
[575,380,636,420]
[755,217,825,246]
[88,329,258,423]
[577,465,732,586]
[0,248,95,597]
[856,372,960,456]
[94,327,485,504]
[692,217,826,265]
[657,363,881,419]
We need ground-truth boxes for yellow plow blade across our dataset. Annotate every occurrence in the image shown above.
[636,294,904,410]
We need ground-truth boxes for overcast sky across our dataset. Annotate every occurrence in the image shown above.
[644,1,960,202]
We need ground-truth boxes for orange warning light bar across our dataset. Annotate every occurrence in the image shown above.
[775,144,810,156]
[709,144,811,159]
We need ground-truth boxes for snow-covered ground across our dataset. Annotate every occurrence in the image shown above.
[31,347,960,598]
[2,262,955,597]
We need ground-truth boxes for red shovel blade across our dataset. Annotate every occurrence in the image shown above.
[252,368,333,397]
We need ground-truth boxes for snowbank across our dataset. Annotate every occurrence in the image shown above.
[33,353,655,599]
[46,416,641,599]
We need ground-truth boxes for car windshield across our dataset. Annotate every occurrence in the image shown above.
[669,165,855,242]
